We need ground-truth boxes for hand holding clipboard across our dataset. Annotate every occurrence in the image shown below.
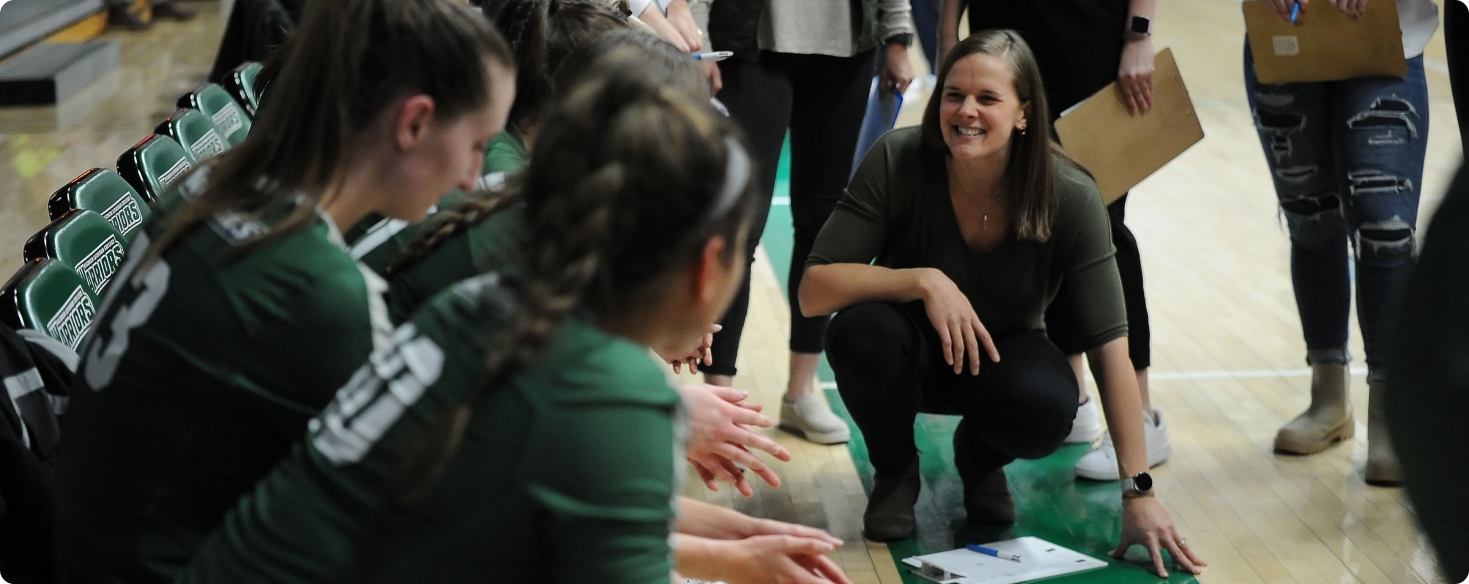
[1243,0,1407,84]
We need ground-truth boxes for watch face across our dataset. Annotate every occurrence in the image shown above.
[1130,16,1150,34]
[1134,472,1153,491]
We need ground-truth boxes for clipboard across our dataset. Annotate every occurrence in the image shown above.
[1053,48,1204,204]
[1242,0,1407,84]
[901,537,1107,584]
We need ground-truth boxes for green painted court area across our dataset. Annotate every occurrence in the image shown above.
[760,139,1200,584]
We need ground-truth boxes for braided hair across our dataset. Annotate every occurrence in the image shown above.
[383,185,521,276]
[395,61,757,499]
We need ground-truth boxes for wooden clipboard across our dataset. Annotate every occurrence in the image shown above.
[1243,0,1407,84]
[1053,48,1204,204]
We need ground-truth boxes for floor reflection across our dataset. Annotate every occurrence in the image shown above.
[0,4,222,278]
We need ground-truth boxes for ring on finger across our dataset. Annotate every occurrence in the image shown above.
[1179,538,1188,547]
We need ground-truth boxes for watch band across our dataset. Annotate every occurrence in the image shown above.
[885,33,913,47]
[1121,472,1154,498]
[1125,15,1152,39]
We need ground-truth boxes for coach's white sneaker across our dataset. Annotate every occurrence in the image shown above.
[1063,397,1103,444]
[1075,409,1172,481]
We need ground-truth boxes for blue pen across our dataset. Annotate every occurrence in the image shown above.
[966,544,1022,563]
[1289,2,1301,23]
[693,51,734,62]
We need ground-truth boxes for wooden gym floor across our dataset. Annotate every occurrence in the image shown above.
[0,2,1461,583]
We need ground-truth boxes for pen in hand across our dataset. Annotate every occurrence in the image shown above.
[1289,2,1301,23]
[966,544,1022,563]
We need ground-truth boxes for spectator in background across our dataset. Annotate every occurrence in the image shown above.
[1244,0,1437,486]
[689,0,913,446]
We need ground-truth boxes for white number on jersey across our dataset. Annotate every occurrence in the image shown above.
[82,233,172,390]
[310,322,445,465]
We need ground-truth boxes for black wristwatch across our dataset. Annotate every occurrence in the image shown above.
[1125,15,1151,39]
[885,33,913,47]
[1122,471,1154,499]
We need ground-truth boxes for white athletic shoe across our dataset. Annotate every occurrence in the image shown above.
[780,392,851,445]
[1074,408,1172,481]
[1063,397,1104,444]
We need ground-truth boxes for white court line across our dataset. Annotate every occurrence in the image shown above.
[817,366,1370,390]
[771,197,791,206]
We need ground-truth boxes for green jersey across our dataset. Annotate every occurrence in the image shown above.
[482,123,528,176]
[58,169,393,584]
[360,202,529,323]
[350,125,531,323]
[341,191,470,249]
[178,273,684,584]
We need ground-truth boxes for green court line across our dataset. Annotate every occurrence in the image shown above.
[761,139,1200,583]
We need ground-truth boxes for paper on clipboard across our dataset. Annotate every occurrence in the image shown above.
[901,537,1107,584]
[1242,0,1406,84]
[1053,48,1204,204]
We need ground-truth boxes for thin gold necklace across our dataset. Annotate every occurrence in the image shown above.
[960,191,1005,231]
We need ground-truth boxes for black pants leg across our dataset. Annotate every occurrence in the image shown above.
[827,302,1078,476]
[1448,0,1469,155]
[787,50,876,354]
[1107,197,1150,368]
[1044,196,1150,368]
[703,55,793,377]
[705,50,875,375]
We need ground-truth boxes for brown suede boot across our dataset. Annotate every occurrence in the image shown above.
[1275,363,1355,454]
[863,457,920,542]
[1365,381,1402,486]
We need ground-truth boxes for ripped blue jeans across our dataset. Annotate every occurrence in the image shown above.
[1244,46,1427,383]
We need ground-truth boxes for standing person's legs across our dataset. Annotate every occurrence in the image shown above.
[1244,45,1356,456]
[1108,198,1156,422]
[1071,194,1172,480]
[778,50,878,445]
[1330,58,1429,485]
[702,53,794,384]
[1446,1,1469,155]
